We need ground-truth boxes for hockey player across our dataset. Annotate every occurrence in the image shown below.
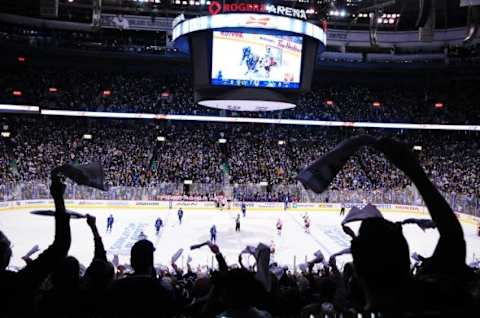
[235,213,241,232]
[241,202,247,217]
[210,225,217,243]
[178,208,184,225]
[303,213,310,233]
[138,231,147,240]
[283,194,289,211]
[340,203,346,216]
[262,47,275,78]
[241,46,252,65]
[276,218,283,236]
[155,217,163,235]
[106,214,114,232]
[217,193,225,211]
[245,54,259,75]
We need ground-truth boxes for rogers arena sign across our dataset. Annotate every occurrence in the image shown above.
[208,1,308,20]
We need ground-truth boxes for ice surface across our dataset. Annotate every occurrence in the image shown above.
[1,207,479,270]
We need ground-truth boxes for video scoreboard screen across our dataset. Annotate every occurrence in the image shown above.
[211,31,303,89]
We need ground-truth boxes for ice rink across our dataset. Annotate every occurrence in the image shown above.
[1,206,480,270]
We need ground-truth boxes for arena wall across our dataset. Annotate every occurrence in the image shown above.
[1,200,478,225]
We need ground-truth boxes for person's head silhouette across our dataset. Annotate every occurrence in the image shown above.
[351,218,410,309]
[0,231,12,270]
[130,239,155,275]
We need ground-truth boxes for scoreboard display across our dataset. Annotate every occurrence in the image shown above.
[172,9,326,111]
[211,31,303,89]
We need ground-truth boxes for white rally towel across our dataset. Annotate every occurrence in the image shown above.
[312,249,326,264]
[296,135,376,193]
[112,254,119,268]
[171,248,184,264]
[298,263,308,272]
[190,241,210,250]
[299,249,327,272]
[330,247,351,259]
[269,265,285,280]
[341,203,384,225]
[240,245,257,255]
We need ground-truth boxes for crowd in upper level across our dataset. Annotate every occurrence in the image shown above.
[2,67,480,125]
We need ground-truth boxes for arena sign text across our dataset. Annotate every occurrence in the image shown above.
[208,1,308,20]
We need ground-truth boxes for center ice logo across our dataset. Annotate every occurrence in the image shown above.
[109,223,148,256]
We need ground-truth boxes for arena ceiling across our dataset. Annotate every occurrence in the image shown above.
[0,0,472,31]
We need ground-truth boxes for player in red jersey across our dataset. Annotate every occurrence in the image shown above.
[276,218,283,236]
[303,213,310,233]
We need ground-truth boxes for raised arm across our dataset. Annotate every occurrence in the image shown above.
[208,243,228,272]
[86,214,107,263]
[19,177,72,286]
[375,138,466,271]
[21,245,40,265]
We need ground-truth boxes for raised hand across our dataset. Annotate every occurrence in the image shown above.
[50,177,66,199]
[208,242,220,255]
[27,244,40,256]
[342,225,356,239]
[374,138,425,181]
[86,214,97,229]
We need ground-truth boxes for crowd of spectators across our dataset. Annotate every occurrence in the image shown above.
[0,22,172,55]
[2,16,480,318]
[0,117,478,203]
[2,66,479,124]
[1,134,479,317]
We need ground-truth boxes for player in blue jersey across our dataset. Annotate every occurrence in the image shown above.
[210,225,217,243]
[155,217,163,235]
[241,46,252,65]
[245,54,259,75]
[283,194,289,211]
[106,214,114,232]
[241,202,246,217]
[177,208,184,225]
[217,70,223,81]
